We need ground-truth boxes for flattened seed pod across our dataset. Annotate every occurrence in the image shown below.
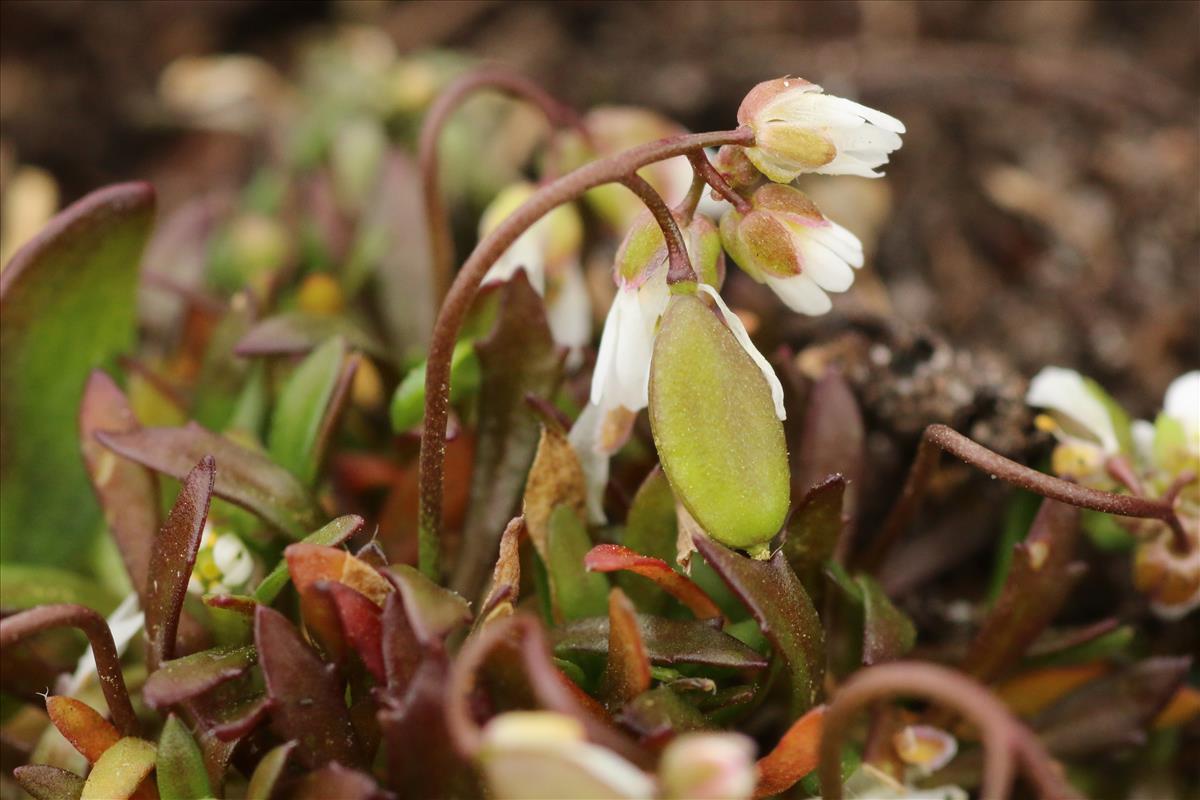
[648,293,789,555]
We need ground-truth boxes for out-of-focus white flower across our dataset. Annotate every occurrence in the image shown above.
[187,522,255,597]
[738,77,905,183]
[658,732,758,800]
[480,182,589,353]
[816,763,967,800]
[720,183,864,317]
[1026,366,1133,484]
[892,725,958,775]
[478,712,656,800]
[1164,371,1200,455]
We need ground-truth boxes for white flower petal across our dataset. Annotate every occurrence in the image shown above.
[1163,370,1200,445]
[808,220,864,268]
[1026,367,1120,453]
[794,229,856,292]
[568,403,610,525]
[546,261,592,358]
[764,272,833,316]
[590,295,625,407]
[698,284,786,420]
[1132,419,1156,466]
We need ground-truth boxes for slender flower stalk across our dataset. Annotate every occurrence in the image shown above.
[417,68,585,303]
[417,126,755,578]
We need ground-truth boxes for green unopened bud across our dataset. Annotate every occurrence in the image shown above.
[649,294,790,552]
[614,212,724,288]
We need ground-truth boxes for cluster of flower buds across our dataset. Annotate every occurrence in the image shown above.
[572,77,904,554]
[1028,368,1200,618]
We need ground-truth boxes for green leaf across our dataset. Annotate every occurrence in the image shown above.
[546,505,609,621]
[553,614,768,671]
[649,294,789,552]
[0,564,118,613]
[96,422,321,539]
[450,273,562,597]
[246,741,296,800]
[253,514,364,604]
[693,534,824,716]
[389,339,481,432]
[156,715,212,800]
[0,183,155,567]
[855,574,915,665]
[619,468,681,613]
[143,645,258,710]
[268,336,347,484]
[12,765,85,800]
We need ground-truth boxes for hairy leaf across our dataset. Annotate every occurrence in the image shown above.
[253,514,364,604]
[585,544,721,620]
[143,646,257,710]
[255,605,360,768]
[267,336,349,484]
[451,272,562,597]
[79,737,156,800]
[145,456,214,671]
[963,498,1081,682]
[245,741,295,800]
[1,183,155,566]
[156,715,212,800]
[693,534,824,715]
[546,505,609,621]
[600,589,652,709]
[12,765,85,800]
[96,423,321,539]
[79,370,160,599]
[554,615,768,671]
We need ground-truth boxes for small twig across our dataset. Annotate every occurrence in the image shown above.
[418,68,585,304]
[819,662,1078,800]
[864,424,1190,570]
[619,173,695,284]
[416,126,755,579]
[0,604,139,736]
[688,150,752,213]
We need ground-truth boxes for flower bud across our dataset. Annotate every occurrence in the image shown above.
[614,211,724,289]
[738,77,905,183]
[720,184,863,316]
[649,292,790,553]
[1133,525,1199,620]
[659,733,757,800]
[712,145,762,191]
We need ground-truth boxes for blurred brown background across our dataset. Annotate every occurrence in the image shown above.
[2,0,1197,416]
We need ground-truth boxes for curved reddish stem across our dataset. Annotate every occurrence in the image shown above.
[418,68,584,304]
[864,424,1190,570]
[620,173,695,284]
[688,150,752,213]
[0,604,139,736]
[416,126,755,579]
[819,662,1077,800]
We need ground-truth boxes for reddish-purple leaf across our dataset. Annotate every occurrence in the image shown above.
[145,455,214,671]
[553,615,768,671]
[96,423,320,538]
[207,693,273,742]
[793,369,863,555]
[234,311,387,360]
[963,498,1082,682]
[1034,657,1190,756]
[79,369,159,601]
[693,533,824,716]
[291,762,390,800]
[245,741,295,800]
[782,475,846,595]
[12,765,85,800]
[255,605,360,768]
[586,544,722,621]
[143,645,257,710]
[381,591,420,693]
[386,564,472,645]
[600,589,652,710]
[451,272,563,598]
[253,515,364,604]
[319,581,386,683]
[857,574,916,665]
[378,655,461,797]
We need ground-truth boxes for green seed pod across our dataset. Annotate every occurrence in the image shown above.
[648,293,790,554]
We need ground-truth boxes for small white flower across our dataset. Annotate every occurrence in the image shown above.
[590,266,671,416]
[479,711,656,800]
[188,522,256,596]
[658,732,757,800]
[1163,370,1200,455]
[720,183,864,317]
[1026,367,1122,454]
[738,77,905,183]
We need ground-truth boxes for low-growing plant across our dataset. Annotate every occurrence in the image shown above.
[1,42,1196,800]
